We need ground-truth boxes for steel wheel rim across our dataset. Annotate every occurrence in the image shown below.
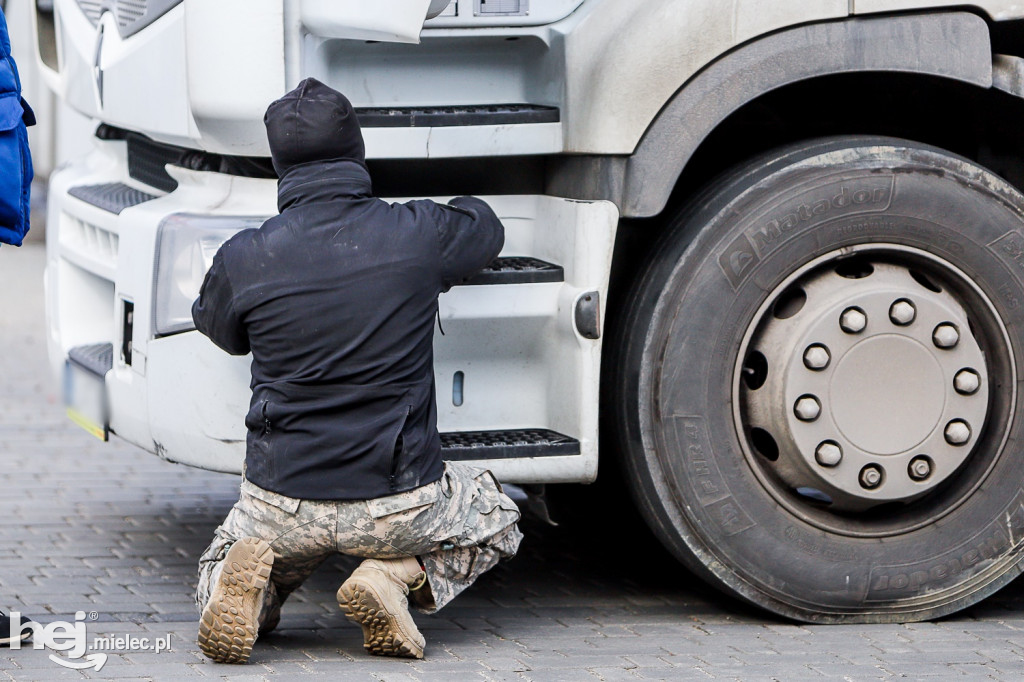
[732,244,1016,538]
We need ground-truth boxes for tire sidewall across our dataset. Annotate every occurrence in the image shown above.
[634,140,1024,620]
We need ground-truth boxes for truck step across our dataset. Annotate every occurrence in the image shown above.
[440,429,580,460]
[459,256,564,286]
[68,342,114,377]
[356,104,559,128]
[68,183,156,215]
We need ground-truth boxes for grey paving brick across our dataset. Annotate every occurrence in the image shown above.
[370,672,425,682]
[583,667,642,681]
[620,654,678,669]
[479,657,533,672]
[477,673,528,682]
[93,663,205,678]
[412,673,490,682]
[520,669,597,682]
[251,660,318,675]
[877,662,969,677]
[879,651,988,665]
[3,667,90,681]
[976,648,1024,664]
[806,662,888,677]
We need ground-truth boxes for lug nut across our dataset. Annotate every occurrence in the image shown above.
[803,344,831,371]
[859,465,884,489]
[933,323,960,349]
[794,395,822,422]
[840,307,867,334]
[889,299,917,326]
[954,369,981,395]
[909,456,932,481]
[944,419,971,445]
[815,441,843,467]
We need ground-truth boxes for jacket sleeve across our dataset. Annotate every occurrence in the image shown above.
[191,248,250,355]
[433,196,505,290]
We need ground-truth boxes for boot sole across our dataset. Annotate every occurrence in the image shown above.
[198,537,274,664]
[337,579,424,659]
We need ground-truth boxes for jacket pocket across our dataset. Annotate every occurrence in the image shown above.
[386,405,412,490]
[242,398,277,484]
[0,94,31,246]
[244,399,273,435]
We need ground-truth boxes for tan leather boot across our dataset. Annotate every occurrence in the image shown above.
[197,537,274,664]
[337,556,427,659]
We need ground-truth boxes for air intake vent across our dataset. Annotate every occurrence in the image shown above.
[76,0,103,23]
[115,0,147,27]
[74,0,182,38]
[60,213,119,279]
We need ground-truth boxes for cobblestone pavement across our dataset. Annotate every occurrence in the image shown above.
[2,243,1024,681]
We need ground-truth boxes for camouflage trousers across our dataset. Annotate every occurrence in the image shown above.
[195,461,523,627]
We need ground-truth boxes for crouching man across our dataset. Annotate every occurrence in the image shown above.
[192,78,522,664]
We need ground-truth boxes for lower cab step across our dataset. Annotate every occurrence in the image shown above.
[460,256,563,286]
[440,429,580,461]
[68,342,114,377]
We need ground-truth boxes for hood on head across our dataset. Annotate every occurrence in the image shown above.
[264,78,366,176]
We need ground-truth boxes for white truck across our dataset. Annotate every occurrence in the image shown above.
[32,0,1024,622]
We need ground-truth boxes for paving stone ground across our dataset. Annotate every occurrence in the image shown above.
[2,244,1024,681]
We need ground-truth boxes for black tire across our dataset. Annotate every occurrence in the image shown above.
[612,136,1024,622]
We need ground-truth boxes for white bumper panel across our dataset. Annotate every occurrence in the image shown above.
[361,123,563,159]
[46,146,618,485]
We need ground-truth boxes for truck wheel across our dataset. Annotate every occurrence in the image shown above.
[613,137,1024,622]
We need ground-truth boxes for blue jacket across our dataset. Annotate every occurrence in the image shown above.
[0,8,35,246]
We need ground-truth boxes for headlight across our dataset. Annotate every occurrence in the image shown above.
[153,214,266,336]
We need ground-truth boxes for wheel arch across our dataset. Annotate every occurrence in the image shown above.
[550,11,995,218]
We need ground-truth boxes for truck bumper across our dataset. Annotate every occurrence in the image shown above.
[46,139,618,484]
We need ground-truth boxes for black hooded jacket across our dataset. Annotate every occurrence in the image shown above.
[192,79,504,500]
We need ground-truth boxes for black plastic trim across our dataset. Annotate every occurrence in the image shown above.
[68,343,113,378]
[96,123,129,141]
[107,129,275,193]
[127,134,181,192]
[574,290,601,339]
[68,182,156,214]
[440,428,580,461]
[356,104,559,128]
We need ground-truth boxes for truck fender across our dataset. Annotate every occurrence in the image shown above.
[549,12,993,218]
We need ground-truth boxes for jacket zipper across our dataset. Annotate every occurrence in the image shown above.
[388,406,412,490]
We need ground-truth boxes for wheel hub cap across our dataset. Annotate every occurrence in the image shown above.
[830,335,944,455]
[740,261,990,511]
